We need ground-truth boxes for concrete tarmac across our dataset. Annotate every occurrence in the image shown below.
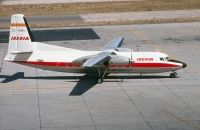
[0,22,200,130]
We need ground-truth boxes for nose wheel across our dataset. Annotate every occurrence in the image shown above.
[170,72,177,78]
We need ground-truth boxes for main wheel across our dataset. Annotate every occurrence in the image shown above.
[105,73,110,77]
[97,78,103,84]
[170,73,176,78]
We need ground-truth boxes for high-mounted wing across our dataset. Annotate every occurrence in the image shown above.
[82,52,112,67]
[102,37,124,50]
[82,37,124,67]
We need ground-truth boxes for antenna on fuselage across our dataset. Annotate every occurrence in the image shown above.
[136,44,140,52]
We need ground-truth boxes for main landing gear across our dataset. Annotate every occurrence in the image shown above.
[97,78,103,84]
[96,66,109,84]
[170,72,177,78]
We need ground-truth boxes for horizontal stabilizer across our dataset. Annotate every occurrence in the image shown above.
[10,51,33,54]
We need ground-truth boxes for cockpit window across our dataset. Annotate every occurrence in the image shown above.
[160,57,169,61]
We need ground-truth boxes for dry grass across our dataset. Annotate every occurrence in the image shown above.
[1,0,200,17]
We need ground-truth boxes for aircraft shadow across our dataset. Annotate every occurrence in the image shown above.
[0,72,25,83]
[69,74,97,96]
[0,72,170,95]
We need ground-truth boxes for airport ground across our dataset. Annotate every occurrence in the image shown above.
[0,22,200,130]
[1,0,200,29]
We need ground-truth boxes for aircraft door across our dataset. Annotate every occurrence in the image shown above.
[130,51,134,67]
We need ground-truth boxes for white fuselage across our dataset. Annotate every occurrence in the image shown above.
[4,42,184,74]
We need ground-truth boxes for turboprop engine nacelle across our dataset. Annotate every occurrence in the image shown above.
[110,56,130,65]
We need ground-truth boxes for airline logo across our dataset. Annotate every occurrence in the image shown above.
[11,36,29,40]
[137,58,153,61]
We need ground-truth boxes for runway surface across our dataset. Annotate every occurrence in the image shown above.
[0,22,200,130]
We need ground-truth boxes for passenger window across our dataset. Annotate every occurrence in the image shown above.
[160,58,164,61]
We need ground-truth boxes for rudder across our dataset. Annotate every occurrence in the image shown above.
[8,14,34,53]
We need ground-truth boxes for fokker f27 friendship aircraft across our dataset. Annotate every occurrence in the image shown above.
[4,14,187,83]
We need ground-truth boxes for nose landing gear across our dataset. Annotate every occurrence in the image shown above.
[170,72,177,78]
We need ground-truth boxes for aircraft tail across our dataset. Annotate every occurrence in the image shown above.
[7,14,34,54]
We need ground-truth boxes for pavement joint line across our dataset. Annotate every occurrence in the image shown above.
[128,29,164,53]
[117,82,154,130]
[81,94,97,130]
[0,42,8,72]
[172,28,200,81]
[158,79,200,129]
[183,69,199,81]
[164,84,200,87]
[190,10,200,15]
[129,27,180,60]
[120,76,200,130]
[173,50,194,81]
[21,120,200,130]
[160,79,200,116]
[36,68,42,130]
[162,109,200,130]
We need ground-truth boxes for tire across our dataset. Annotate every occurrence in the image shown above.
[97,78,103,84]
[170,73,176,78]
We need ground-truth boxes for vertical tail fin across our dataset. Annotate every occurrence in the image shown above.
[8,14,34,53]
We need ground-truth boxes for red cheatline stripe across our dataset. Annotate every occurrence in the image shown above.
[14,61,81,67]
[11,23,26,27]
[13,61,180,68]
[131,63,179,67]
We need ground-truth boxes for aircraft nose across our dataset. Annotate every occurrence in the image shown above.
[168,59,187,68]
[182,62,187,68]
